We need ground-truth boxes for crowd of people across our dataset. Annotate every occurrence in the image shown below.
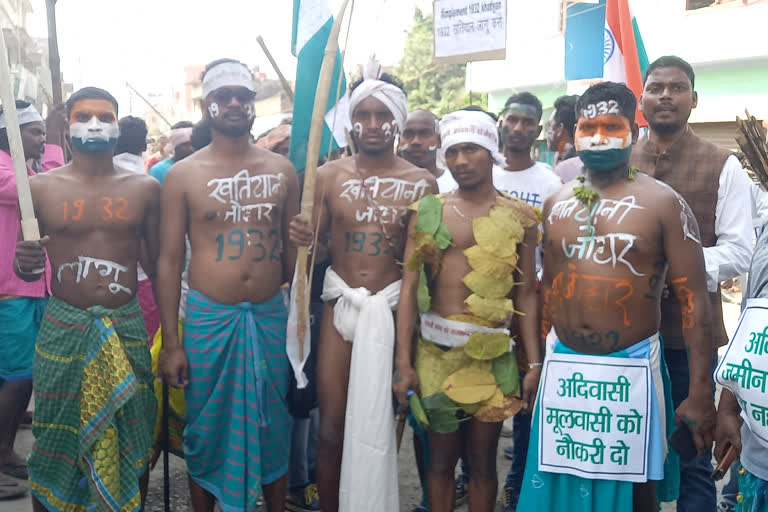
[0,53,766,512]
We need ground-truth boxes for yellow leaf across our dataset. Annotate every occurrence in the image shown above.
[416,339,471,397]
[406,232,442,272]
[475,393,523,423]
[464,245,517,278]
[495,195,540,229]
[465,294,516,323]
[472,217,523,258]
[463,270,516,299]
[441,368,498,404]
[464,332,511,360]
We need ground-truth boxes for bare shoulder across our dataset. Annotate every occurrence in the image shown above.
[317,156,354,185]
[250,145,298,180]
[637,172,686,210]
[401,158,438,189]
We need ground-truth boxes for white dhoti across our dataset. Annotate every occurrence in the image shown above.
[321,268,401,512]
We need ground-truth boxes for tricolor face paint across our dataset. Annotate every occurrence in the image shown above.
[574,114,632,172]
[208,102,220,119]
[68,99,119,153]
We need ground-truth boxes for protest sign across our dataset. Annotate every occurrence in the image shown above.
[433,0,506,65]
[716,297,768,448]
[538,352,652,483]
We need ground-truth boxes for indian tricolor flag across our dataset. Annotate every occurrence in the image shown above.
[603,0,650,126]
[289,0,350,174]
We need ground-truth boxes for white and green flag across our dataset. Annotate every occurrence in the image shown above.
[289,0,349,174]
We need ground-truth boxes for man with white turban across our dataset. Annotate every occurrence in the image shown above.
[289,71,437,512]
[393,108,542,512]
[148,121,195,184]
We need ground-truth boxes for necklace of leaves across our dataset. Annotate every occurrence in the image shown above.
[573,167,638,228]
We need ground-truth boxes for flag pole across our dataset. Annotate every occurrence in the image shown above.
[256,35,294,104]
[0,29,41,242]
[296,0,351,354]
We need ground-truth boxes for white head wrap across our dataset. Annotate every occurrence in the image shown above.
[169,127,193,153]
[0,103,43,130]
[202,62,256,98]
[348,80,408,133]
[440,110,506,167]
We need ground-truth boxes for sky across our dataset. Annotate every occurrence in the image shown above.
[26,0,432,115]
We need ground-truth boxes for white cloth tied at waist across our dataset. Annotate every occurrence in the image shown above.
[420,311,514,349]
[320,267,401,512]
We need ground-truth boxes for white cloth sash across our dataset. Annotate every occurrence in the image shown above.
[420,311,512,349]
[321,268,401,512]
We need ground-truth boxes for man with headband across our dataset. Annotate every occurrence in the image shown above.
[393,108,540,512]
[0,100,64,491]
[399,109,458,193]
[517,82,716,511]
[289,71,436,512]
[14,86,160,511]
[149,121,195,184]
[158,58,300,512]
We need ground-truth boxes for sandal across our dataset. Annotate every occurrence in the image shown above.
[0,473,27,500]
[0,461,28,480]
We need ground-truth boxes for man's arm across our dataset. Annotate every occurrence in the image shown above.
[289,164,332,256]
[661,187,717,455]
[704,156,753,291]
[393,213,420,406]
[156,165,189,387]
[714,389,742,463]
[514,223,541,413]
[280,161,301,284]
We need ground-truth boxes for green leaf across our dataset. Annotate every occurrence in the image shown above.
[417,268,431,313]
[415,194,443,235]
[409,393,429,427]
[421,392,462,433]
[492,352,520,396]
[434,222,452,249]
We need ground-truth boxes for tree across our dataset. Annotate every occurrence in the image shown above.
[397,8,487,116]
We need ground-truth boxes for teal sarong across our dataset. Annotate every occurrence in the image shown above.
[183,290,292,512]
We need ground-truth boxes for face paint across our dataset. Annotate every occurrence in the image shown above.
[68,99,119,153]
[504,103,539,120]
[244,103,254,120]
[574,114,632,172]
[353,122,363,138]
[398,143,409,155]
[382,122,393,139]
[427,145,437,153]
[208,102,220,118]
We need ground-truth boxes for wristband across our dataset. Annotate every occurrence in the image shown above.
[528,362,543,369]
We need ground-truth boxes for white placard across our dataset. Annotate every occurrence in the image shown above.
[715,297,768,448]
[538,352,652,483]
[433,0,507,64]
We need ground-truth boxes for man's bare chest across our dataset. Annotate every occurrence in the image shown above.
[331,174,430,226]
[40,185,146,234]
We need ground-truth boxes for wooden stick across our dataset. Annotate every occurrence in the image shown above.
[296,0,351,352]
[45,0,63,105]
[0,29,41,241]
[162,381,170,512]
[256,35,294,104]
[125,82,173,129]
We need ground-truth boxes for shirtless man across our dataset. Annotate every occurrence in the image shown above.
[157,59,299,512]
[398,109,458,193]
[394,109,541,512]
[14,87,160,512]
[289,73,436,512]
[516,82,717,511]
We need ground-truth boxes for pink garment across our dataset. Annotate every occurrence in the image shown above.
[553,155,585,183]
[136,278,160,344]
[0,145,64,297]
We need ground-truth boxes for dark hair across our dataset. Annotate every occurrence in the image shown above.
[115,116,148,156]
[190,119,213,150]
[576,82,637,125]
[202,58,253,81]
[171,121,195,130]
[553,95,579,138]
[644,55,695,89]
[503,92,543,121]
[0,100,35,152]
[461,105,498,122]
[66,87,119,119]
[350,72,406,95]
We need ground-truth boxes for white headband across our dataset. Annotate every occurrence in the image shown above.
[202,62,255,98]
[348,79,408,132]
[440,110,506,167]
[0,103,43,130]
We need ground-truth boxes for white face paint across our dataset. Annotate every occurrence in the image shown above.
[574,134,630,152]
[382,122,393,139]
[69,117,120,143]
[580,100,620,119]
[208,102,220,119]
[244,103,254,120]
[353,122,363,138]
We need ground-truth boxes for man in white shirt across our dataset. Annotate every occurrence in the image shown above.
[631,55,753,512]
[494,92,561,512]
[399,109,458,193]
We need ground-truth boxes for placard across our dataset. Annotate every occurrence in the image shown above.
[433,0,507,65]
[538,352,652,483]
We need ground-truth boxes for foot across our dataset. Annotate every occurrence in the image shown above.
[455,472,469,506]
[503,444,515,460]
[285,483,320,512]
[0,452,28,480]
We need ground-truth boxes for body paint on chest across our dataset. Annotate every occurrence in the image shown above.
[56,256,131,295]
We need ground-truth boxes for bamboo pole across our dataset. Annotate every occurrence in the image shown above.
[296,0,351,352]
[125,82,173,128]
[45,0,62,105]
[0,29,41,242]
[256,35,294,104]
